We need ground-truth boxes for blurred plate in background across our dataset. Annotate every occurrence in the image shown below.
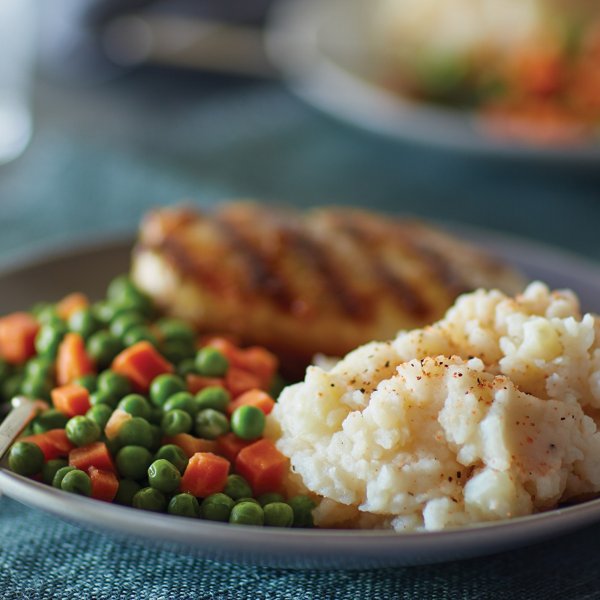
[266,0,600,161]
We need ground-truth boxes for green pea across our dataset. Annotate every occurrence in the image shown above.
[97,370,131,399]
[233,497,260,506]
[31,302,54,320]
[114,478,141,506]
[110,312,146,339]
[257,492,284,507]
[223,474,252,501]
[2,373,23,402]
[65,416,101,447]
[154,444,188,474]
[37,308,63,328]
[118,394,151,420]
[61,469,92,496]
[20,375,53,401]
[24,356,53,380]
[92,300,116,324]
[35,323,66,358]
[263,502,294,527]
[52,465,76,488]
[123,326,158,348]
[177,358,198,378]
[160,339,195,364]
[32,409,69,434]
[117,417,153,449]
[110,290,153,319]
[116,445,153,480]
[149,374,186,408]
[168,493,200,518]
[87,331,122,368]
[132,487,167,512]
[8,441,44,476]
[195,347,229,377]
[200,493,235,522]
[42,458,68,485]
[230,405,265,441]
[148,459,181,494]
[163,392,197,417]
[195,386,230,413]
[288,495,316,528]
[161,409,193,436]
[107,274,138,302]
[195,408,229,440]
[86,404,113,430]
[68,308,100,339]
[229,501,264,526]
[74,374,98,393]
[89,389,119,409]
[156,318,196,344]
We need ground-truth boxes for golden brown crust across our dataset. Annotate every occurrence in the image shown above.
[132,202,525,376]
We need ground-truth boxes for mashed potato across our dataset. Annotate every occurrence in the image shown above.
[266,282,600,531]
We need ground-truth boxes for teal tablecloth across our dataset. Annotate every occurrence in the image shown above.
[2,70,600,598]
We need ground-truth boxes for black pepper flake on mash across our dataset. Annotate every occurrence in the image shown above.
[385,361,390,368]
[360,388,366,394]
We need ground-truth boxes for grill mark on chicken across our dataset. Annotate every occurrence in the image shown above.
[403,229,471,296]
[346,211,470,297]
[281,225,369,319]
[334,214,433,319]
[147,235,227,296]
[218,206,369,319]
[214,214,297,312]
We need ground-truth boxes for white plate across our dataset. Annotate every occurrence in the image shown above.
[266,0,600,161]
[1,230,600,569]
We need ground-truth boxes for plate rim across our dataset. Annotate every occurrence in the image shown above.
[1,228,600,566]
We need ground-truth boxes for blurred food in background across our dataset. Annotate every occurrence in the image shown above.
[370,0,600,145]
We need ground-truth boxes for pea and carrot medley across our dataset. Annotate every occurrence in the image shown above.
[0,276,315,527]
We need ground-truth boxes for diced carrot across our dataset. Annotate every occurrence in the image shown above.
[69,442,116,473]
[56,293,89,320]
[111,341,173,392]
[205,338,278,388]
[0,312,39,364]
[56,333,95,386]
[180,452,230,497]
[186,374,225,394]
[21,429,75,461]
[44,429,75,456]
[162,433,216,458]
[51,384,91,417]
[235,439,288,496]
[233,347,278,389]
[215,432,253,462]
[88,467,119,502]
[226,389,275,417]
[104,409,132,440]
[225,367,263,398]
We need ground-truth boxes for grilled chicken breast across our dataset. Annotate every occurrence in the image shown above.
[131,202,525,375]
